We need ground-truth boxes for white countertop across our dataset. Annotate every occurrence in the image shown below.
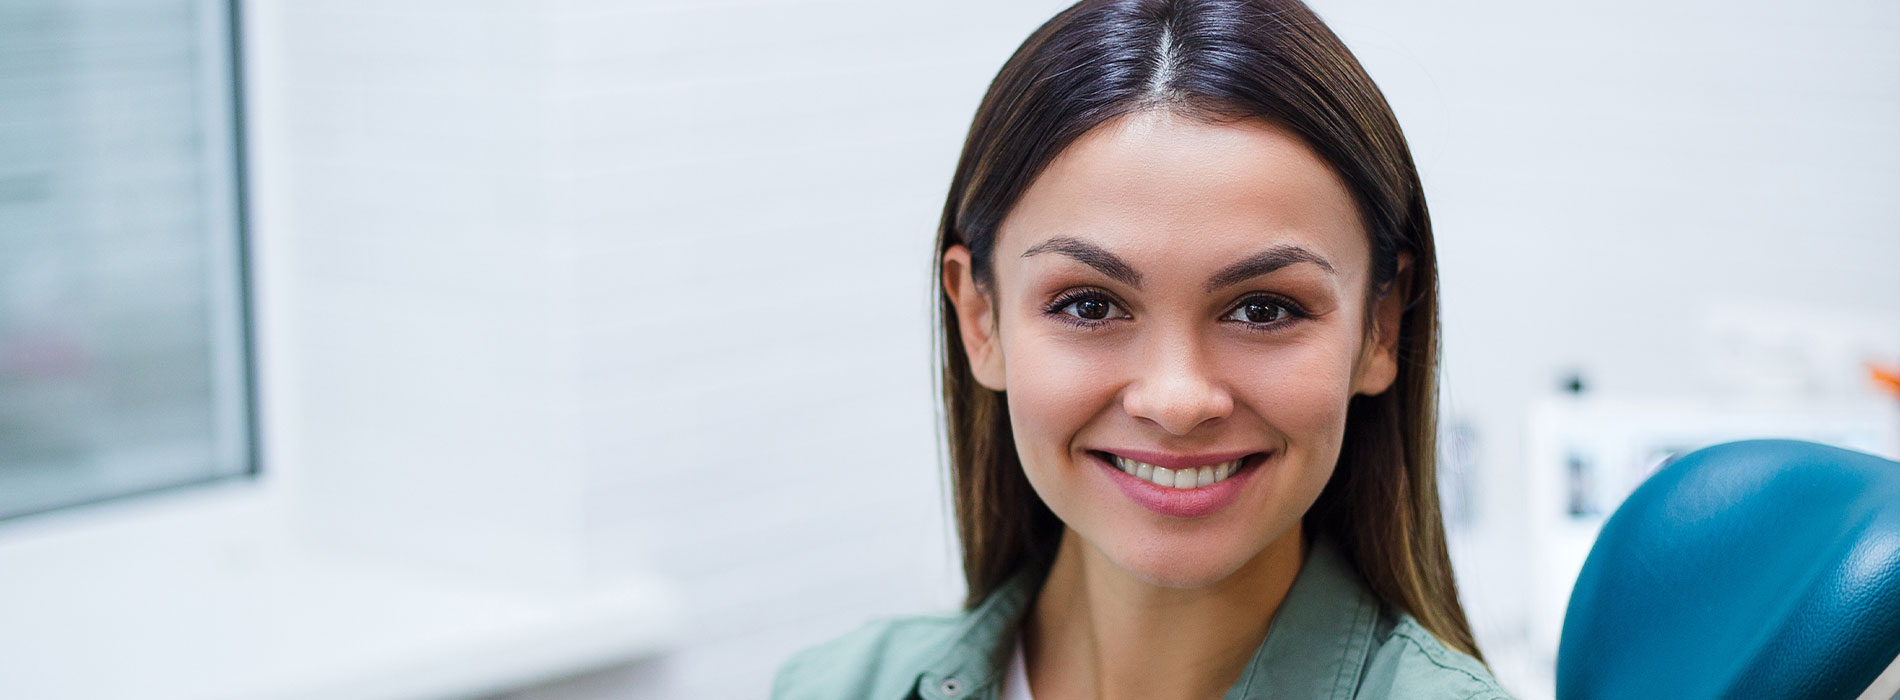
[0,485,680,700]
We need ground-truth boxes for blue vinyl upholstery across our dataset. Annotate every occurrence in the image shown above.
[1558,439,1900,700]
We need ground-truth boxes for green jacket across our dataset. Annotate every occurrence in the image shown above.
[773,535,1515,700]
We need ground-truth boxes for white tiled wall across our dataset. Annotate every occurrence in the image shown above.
[253,1,1072,698]
[247,1,1900,698]
[553,4,1083,696]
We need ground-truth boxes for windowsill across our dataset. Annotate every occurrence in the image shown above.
[0,480,679,700]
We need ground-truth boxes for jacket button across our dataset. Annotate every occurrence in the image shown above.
[940,678,961,695]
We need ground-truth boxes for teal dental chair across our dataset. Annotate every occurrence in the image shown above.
[1559,440,1900,699]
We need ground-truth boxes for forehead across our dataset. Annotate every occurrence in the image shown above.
[994,110,1368,279]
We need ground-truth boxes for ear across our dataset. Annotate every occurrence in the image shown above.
[1352,253,1412,397]
[942,245,1007,392]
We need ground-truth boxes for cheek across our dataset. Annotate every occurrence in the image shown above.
[998,330,1119,459]
[1221,326,1363,442]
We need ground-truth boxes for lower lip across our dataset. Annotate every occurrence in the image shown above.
[1095,452,1264,519]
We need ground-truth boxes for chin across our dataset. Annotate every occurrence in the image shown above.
[1100,535,1261,589]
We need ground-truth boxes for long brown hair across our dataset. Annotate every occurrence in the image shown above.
[933,0,1483,661]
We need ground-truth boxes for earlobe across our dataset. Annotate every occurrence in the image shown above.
[942,245,1007,391]
[1354,254,1412,397]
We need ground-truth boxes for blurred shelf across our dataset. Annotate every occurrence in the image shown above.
[0,486,680,700]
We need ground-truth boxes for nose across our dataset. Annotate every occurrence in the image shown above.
[1120,333,1234,436]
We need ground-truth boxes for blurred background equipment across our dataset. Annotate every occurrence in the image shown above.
[1557,440,1900,700]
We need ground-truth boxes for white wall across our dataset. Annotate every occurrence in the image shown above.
[252,1,1073,698]
[245,1,1900,699]
[1314,3,1900,693]
[557,2,1082,694]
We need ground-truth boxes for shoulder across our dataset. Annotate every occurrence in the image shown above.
[772,613,966,700]
[1355,608,1517,700]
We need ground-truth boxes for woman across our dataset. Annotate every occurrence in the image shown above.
[777,0,1513,698]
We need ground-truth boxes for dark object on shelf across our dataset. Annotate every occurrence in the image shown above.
[1562,371,1587,396]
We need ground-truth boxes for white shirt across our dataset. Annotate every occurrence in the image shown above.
[999,636,1034,700]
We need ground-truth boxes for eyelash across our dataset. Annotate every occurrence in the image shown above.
[1041,289,1310,332]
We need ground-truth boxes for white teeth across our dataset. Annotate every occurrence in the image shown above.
[1110,455,1245,490]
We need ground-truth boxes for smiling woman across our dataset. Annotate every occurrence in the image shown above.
[775,1,1512,699]
[961,111,1393,595]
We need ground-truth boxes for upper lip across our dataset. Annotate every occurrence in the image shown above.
[1094,449,1263,470]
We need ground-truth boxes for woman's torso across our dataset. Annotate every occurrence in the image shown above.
[772,535,1515,700]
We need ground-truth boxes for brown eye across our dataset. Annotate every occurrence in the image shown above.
[1075,298,1110,320]
[1051,292,1127,323]
[1225,298,1290,325]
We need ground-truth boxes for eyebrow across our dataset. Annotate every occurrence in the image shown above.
[1019,236,1336,292]
[1204,244,1336,292]
[1020,237,1143,287]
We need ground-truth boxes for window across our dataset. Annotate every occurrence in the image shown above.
[0,0,253,520]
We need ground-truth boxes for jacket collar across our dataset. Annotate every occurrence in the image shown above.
[916,534,1382,700]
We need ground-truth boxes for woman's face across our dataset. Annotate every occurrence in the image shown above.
[944,110,1405,588]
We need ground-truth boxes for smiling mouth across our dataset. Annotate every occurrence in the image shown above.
[1093,451,1265,490]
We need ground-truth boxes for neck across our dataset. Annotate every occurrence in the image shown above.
[1023,525,1307,700]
